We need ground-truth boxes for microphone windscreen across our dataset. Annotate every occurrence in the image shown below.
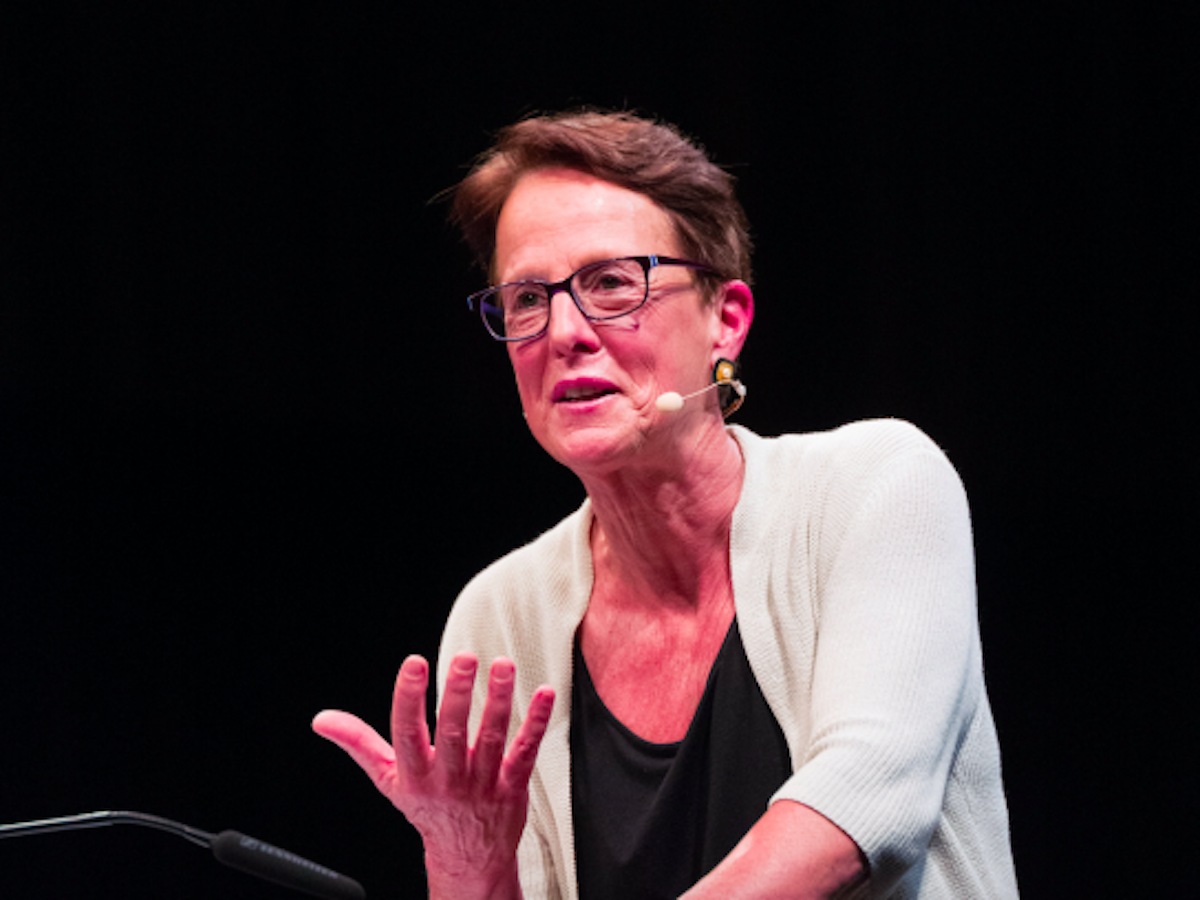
[211,830,365,900]
[655,392,684,412]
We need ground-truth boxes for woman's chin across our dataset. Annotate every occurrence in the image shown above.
[537,420,646,476]
[547,434,625,472]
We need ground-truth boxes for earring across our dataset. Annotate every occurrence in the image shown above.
[713,358,747,418]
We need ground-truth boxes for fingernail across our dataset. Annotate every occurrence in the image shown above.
[491,658,515,681]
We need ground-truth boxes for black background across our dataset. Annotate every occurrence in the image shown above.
[2,3,1192,898]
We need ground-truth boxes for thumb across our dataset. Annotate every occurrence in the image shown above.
[313,710,398,793]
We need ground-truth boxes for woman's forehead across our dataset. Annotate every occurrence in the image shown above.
[494,169,679,281]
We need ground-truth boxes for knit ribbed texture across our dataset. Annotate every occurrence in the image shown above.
[438,419,1018,898]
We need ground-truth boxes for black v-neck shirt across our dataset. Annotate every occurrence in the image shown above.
[570,619,792,899]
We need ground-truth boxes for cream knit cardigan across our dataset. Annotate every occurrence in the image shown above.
[438,420,1018,898]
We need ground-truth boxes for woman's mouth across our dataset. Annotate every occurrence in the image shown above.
[561,386,615,402]
[554,380,619,403]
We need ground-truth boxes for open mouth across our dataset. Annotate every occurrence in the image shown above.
[556,382,618,403]
[559,386,617,403]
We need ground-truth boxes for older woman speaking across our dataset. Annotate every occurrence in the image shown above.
[313,111,1018,900]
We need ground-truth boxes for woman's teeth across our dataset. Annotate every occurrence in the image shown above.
[563,387,610,401]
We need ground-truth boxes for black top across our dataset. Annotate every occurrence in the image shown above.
[570,619,793,900]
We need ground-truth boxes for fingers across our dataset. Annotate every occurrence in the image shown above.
[318,653,556,803]
[390,655,435,776]
[500,686,555,792]
[472,658,517,788]
[430,654,554,794]
[431,652,479,781]
[312,709,398,792]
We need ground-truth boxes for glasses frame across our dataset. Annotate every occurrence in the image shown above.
[467,254,720,342]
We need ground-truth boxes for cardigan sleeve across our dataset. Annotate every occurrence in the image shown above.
[766,422,984,894]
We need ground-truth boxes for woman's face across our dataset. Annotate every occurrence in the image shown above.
[494,167,726,477]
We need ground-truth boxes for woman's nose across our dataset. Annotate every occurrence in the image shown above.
[546,289,601,353]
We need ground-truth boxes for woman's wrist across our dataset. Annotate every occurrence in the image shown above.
[424,849,523,900]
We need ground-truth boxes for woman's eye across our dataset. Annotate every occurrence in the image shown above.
[511,289,546,309]
[596,274,630,291]
[582,264,638,294]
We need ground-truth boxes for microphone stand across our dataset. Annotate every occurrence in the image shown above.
[0,810,365,900]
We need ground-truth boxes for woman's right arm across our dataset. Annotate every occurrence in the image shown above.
[313,652,555,900]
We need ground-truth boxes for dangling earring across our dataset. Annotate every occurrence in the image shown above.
[713,358,747,418]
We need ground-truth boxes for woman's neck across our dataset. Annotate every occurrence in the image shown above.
[582,425,745,610]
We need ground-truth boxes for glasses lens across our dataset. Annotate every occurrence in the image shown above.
[574,259,647,318]
[483,283,550,339]
[476,259,650,340]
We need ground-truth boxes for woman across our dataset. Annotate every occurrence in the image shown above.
[313,111,1018,899]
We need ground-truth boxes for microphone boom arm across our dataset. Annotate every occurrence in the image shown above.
[0,810,365,900]
[0,810,214,846]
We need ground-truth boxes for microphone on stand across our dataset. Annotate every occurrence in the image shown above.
[0,810,365,900]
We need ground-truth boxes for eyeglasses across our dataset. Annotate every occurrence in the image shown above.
[467,255,719,342]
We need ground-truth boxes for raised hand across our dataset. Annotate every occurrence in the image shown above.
[313,652,555,899]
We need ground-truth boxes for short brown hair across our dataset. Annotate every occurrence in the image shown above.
[450,110,753,291]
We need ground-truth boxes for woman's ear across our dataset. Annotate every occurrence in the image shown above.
[710,280,755,364]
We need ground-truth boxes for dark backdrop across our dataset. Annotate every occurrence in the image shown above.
[2,4,1190,898]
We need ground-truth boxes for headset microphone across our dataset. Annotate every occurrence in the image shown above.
[655,384,715,412]
[655,359,746,417]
